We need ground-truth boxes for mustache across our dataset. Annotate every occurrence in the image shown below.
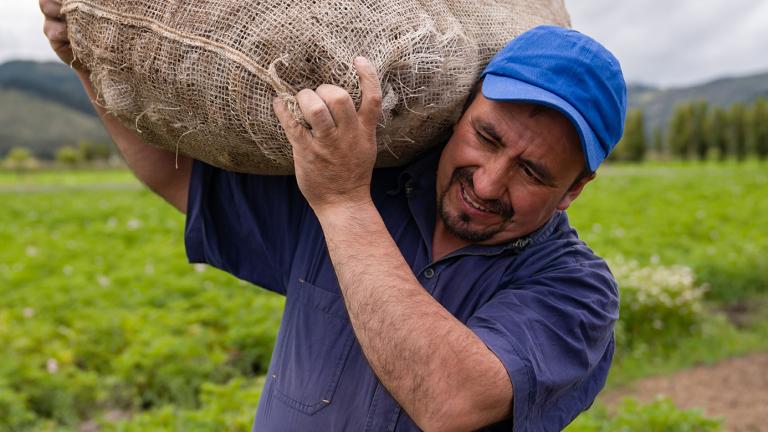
[451,168,514,219]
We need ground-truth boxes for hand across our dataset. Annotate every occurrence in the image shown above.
[273,57,382,214]
[40,0,83,70]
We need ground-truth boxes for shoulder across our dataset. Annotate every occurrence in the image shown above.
[499,212,618,311]
[511,212,612,278]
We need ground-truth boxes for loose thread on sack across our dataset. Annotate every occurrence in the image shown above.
[134,106,181,133]
[175,129,198,170]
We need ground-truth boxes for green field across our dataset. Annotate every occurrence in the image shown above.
[1,162,766,430]
[570,161,768,303]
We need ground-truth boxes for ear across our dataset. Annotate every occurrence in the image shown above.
[556,172,595,211]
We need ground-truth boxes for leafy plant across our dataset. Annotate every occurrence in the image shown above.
[611,258,707,352]
[566,397,721,432]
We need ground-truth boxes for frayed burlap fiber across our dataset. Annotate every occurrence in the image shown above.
[62,0,569,174]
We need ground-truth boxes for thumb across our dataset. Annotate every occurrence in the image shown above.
[354,57,383,130]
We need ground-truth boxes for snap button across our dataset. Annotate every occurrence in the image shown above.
[405,180,414,197]
[424,268,435,279]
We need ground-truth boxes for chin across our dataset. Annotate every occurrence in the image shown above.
[440,207,509,243]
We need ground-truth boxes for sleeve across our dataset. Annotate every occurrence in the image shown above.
[184,159,310,295]
[467,259,619,432]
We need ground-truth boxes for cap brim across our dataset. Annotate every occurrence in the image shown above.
[482,73,603,172]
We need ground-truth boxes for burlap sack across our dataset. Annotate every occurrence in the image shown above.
[62,0,569,174]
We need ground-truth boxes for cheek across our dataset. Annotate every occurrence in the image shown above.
[437,138,480,186]
[510,187,560,217]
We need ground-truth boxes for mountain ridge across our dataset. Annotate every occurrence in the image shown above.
[1,60,767,157]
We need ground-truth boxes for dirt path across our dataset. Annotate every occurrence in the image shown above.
[601,353,768,432]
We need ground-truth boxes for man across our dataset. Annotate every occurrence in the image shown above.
[42,0,626,429]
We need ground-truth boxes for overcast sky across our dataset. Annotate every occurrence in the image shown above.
[2,0,767,88]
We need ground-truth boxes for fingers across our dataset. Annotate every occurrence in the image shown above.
[275,58,380,145]
[40,0,63,20]
[354,57,383,129]
[272,97,312,145]
[315,84,357,128]
[295,88,337,136]
[44,18,68,43]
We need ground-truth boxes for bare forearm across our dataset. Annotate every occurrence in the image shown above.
[273,56,511,429]
[76,71,191,212]
[316,203,512,431]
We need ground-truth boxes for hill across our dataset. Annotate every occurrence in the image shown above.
[628,72,768,132]
[0,60,95,115]
[1,60,768,156]
[0,89,108,158]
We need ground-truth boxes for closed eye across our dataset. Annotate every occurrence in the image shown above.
[520,162,539,181]
[476,131,501,149]
[518,160,554,186]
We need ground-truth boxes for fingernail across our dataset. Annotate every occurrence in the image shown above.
[355,56,368,64]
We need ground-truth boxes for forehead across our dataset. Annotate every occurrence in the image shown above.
[465,94,583,166]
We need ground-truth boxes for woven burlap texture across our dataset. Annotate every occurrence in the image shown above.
[62,0,570,174]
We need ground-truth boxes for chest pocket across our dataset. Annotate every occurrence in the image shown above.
[271,278,356,415]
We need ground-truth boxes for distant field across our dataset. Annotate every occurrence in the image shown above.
[570,161,768,302]
[1,162,766,430]
[0,169,134,186]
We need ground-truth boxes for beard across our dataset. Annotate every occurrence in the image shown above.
[437,167,514,243]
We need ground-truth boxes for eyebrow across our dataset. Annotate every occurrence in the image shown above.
[519,157,556,186]
[473,118,505,146]
[471,117,557,186]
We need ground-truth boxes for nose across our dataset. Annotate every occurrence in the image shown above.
[472,157,509,201]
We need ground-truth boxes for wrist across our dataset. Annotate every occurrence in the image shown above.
[313,195,376,226]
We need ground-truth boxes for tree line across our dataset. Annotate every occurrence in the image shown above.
[611,97,768,162]
[5,96,768,171]
[2,140,116,171]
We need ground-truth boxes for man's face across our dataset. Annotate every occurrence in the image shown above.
[435,93,591,246]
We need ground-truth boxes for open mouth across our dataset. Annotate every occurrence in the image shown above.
[460,184,495,214]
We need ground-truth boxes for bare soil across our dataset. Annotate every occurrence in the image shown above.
[601,353,768,432]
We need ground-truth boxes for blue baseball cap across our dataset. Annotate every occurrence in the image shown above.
[480,25,627,172]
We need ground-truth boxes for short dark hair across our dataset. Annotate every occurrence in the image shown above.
[570,164,593,190]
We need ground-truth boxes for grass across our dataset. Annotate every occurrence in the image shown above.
[569,161,768,303]
[0,178,283,430]
[0,168,134,186]
[1,161,766,430]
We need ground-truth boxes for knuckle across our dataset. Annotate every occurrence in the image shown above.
[331,94,349,107]
[43,22,55,39]
[44,21,65,40]
[314,127,338,140]
[41,1,62,19]
[296,88,314,100]
[330,86,348,97]
[318,85,349,103]
[307,105,328,119]
[367,92,383,106]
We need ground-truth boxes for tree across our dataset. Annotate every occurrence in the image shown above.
[749,97,768,160]
[705,107,729,161]
[727,103,748,161]
[668,103,692,160]
[56,146,82,168]
[651,126,664,160]
[2,147,39,173]
[615,109,646,162]
[78,140,113,162]
[689,101,709,160]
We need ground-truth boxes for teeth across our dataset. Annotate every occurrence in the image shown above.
[462,186,490,212]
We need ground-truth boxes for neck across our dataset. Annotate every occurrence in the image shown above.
[431,217,469,262]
